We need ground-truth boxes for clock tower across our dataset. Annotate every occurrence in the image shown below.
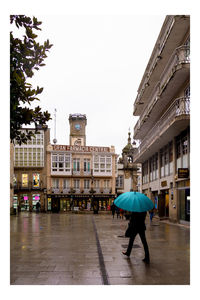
[69,113,87,146]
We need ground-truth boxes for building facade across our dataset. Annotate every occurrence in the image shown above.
[13,114,117,213]
[46,114,117,212]
[13,126,50,212]
[132,15,190,224]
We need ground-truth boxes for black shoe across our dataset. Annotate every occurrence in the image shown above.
[122,251,130,257]
[142,258,150,264]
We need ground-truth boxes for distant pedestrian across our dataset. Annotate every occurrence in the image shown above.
[116,207,120,219]
[36,201,40,213]
[111,204,116,218]
[149,208,154,225]
[122,211,150,263]
[119,208,124,219]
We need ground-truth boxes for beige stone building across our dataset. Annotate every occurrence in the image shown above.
[13,126,50,212]
[132,15,190,224]
[46,114,117,212]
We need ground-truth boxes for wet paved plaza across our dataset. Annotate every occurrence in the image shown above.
[10,212,190,285]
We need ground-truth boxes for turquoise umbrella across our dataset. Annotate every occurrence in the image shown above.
[114,191,154,212]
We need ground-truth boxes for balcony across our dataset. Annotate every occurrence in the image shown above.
[134,45,190,139]
[51,188,60,194]
[63,188,70,194]
[14,181,43,191]
[133,96,190,163]
[72,169,92,176]
[103,188,112,194]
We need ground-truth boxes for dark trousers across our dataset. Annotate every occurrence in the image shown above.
[126,230,149,259]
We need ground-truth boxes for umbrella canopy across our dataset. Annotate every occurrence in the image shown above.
[114,191,154,212]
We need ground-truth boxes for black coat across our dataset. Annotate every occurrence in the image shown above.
[128,212,147,233]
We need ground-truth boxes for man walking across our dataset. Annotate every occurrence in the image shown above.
[122,211,150,263]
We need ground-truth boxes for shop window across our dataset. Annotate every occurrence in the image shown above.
[21,194,29,211]
[32,194,40,211]
[13,195,18,209]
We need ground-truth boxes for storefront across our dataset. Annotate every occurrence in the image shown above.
[47,194,114,212]
[151,191,158,210]
[13,195,18,210]
[177,180,190,223]
[20,194,29,211]
[32,194,40,211]
[158,189,169,218]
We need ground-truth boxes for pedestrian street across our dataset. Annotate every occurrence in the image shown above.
[10,212,190,285]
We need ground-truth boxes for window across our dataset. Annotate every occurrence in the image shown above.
[176,137,182,170]
[160,143,172,177]
[142,161,148,184]
[14,130,44,167]
[104,180,110,188]
[73,158,80,172]
[63,179,70,189]
[52,179,59,189]
[74,180,80,189]
[94,180,100,188]
[65,155,71,171]
[33,173,40,188]
[185,86,190,98]
[84,180,90,189]
[22,174,28,187]
[51,153,71,172]
[116,175,124,188]
[169,142,173,174]
[182,136,188,168]
[164,146,169,176]
[84,159,90,172]
[13,174,17,187]
[160,149,164,177]
[93,155,112,174]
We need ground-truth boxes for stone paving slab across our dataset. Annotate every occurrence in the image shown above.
[10,212,190,285]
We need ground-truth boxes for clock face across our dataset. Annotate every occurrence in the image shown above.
[74,124,81,131]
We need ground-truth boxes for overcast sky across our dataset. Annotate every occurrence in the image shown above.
[20,15,166,155]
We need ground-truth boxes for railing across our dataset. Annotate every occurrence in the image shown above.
[103,188,111,194]
[63,188,70,194]
[72,169,92,176]
[133,96,190,161]
[135,17,175,106]
[134,45,190,135]
[51,188,60,193]
[14,181,42,190]
[159,45,190,93]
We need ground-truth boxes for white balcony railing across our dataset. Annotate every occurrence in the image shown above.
[134,45,190,135]
[133,96,190,161]
[63,188,70,194]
